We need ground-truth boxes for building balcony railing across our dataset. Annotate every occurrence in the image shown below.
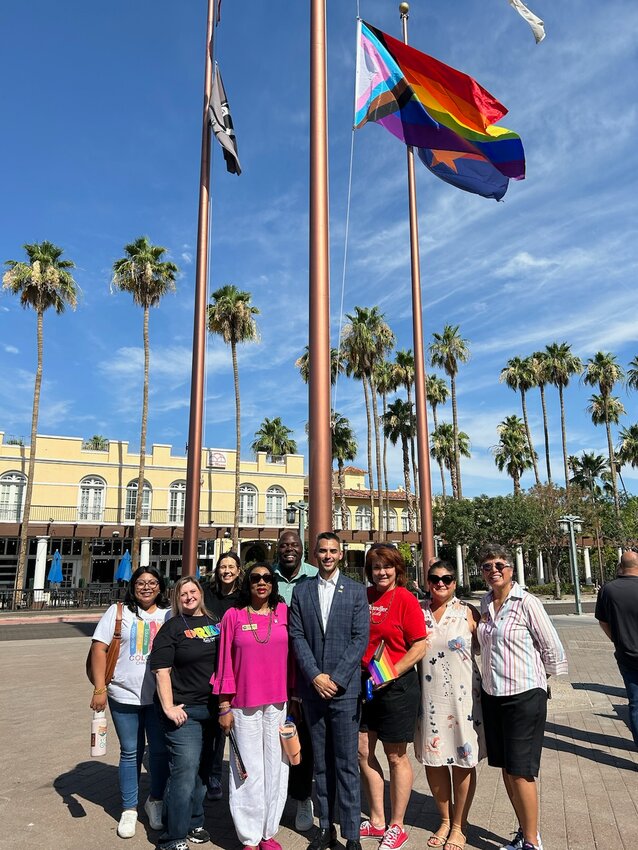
[1,505,299,528]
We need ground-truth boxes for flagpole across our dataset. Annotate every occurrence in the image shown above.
[400,2,435,576]
[183,0,215,576]
[308,0,334,558]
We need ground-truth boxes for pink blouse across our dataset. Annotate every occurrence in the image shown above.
[212,602,289,708]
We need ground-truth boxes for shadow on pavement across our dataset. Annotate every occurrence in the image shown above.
[54,760,123,820]
[544,724,636,769]
[572,681,626,699]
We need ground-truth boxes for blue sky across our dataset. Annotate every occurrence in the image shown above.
[1,0,637,497]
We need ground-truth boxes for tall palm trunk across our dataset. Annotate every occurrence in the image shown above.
[381,390,391,535]
[520,388,540,486]
[604,400,621,515]
[539,384,552,482]
[513,471,521,495]
[132,305,150,570]
[338,459,348,530]
[558,385,570,490]
[406,383,420,531]
[362,377,375,532]
[449,457,459,500]
[231,339,242,548]
[401,435,415,531]
[16,310,44,591]
[432,406,447,498]
[370,380,385,540]
[451,374,462,499]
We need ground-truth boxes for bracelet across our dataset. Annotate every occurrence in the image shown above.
[218,708,232,717]
[93,686,107,695]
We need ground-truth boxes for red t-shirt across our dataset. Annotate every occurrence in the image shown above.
[363,585,427,667]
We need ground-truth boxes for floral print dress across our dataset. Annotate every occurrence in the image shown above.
[414,597,485,768]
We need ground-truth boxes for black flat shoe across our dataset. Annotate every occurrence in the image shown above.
[308,826,338,850]
[346,841,362,850]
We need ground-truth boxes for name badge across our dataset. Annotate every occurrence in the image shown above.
[242,623,258,631]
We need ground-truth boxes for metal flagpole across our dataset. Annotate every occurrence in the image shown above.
[400,2,435,575]
[308,0,334,557]
[183,0,216,576]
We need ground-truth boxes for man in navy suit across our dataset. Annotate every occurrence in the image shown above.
[289,532,369,850]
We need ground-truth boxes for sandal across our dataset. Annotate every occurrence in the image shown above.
[427,820,450,848]
[444,828,466,850]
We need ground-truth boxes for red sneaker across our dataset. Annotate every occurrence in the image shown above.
[260,840,282,850]
[360,821,386,841]
[379,825,409,850]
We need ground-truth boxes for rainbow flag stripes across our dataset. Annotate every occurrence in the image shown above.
[355,20,525,200]
[368,640,399,686]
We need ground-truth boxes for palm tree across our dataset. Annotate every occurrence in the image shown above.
[374,360,397,532]
[425,373,450,497]
[251,417,297,457]
[492,415,536,495]
[383,399,415,531]
[617,424,638,471]
[584,352,625,515]
[543,342,583,489]
[392,349,420,528]
[331,412,358,530]
[626,356,638,392]
[208,285,259,547]
[568,452,609,497]
[531,350,552,482]
[429,325,470,499]
[3,241,78,590]
[295,346,344,386]
[112,237,178,569]
[85,435,109,450]
[430,422,470,500]
[341,306,394,535]
[499,356,541,485]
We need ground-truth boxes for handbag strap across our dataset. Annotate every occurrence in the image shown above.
[113,601,123,640]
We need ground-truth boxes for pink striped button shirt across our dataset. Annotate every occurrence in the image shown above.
[478,582,568,696]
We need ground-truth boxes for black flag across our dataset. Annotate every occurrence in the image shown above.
[209,65,241,175]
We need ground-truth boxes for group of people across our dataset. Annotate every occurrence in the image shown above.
[89,533,569,850]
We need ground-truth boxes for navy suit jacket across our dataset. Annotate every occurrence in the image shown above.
[289,573,369,702]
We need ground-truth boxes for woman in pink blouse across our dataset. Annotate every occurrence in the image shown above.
[214,562,290,850]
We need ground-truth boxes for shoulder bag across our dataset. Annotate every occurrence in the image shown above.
[86,602,124,686]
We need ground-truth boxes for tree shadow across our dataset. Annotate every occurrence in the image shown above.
[572,681,626,699]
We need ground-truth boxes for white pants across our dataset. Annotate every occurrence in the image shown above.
[230,703,289,846]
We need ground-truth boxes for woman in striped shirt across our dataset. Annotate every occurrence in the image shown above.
[476,544,567,850]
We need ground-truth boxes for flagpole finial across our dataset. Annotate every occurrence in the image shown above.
[399,2,409,18]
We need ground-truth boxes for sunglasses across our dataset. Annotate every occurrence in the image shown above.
[428,574,455,586]
[249,572,273,585]
[481,561,511,572]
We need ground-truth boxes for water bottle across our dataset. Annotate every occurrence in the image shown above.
[90,710,107,757]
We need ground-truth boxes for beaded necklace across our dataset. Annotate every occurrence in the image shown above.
[369,587,397,625]
[246,605,273,644]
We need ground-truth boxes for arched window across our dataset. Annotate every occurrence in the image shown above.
[239,484,258,525]
[78,476,106,521]
[266,485,286,525]
[383,508,398,532]
[125,480,152,522]
[0,472,26,521]
[355,505,372,531]
[333,504,350,531]
[401,509,410,532]
[168,481,187,524]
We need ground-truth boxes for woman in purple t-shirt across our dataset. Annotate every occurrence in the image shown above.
[214,562,290,850]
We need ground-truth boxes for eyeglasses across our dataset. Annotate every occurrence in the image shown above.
[480,561,510,573]
[428,574,455,586]
[249,573,273,585]
[135,580,159,589]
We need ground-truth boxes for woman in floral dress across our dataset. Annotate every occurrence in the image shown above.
[414,561,485,850]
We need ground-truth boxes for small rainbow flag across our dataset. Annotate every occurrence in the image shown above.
[368,640,399,686]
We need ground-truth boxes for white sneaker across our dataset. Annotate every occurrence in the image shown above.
[117,810,138,839]
[295,797,314,832]
[144,796,163,830]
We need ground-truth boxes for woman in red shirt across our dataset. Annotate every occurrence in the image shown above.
[359,545,427,850]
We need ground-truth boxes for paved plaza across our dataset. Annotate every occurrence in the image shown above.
[1,611,637,850]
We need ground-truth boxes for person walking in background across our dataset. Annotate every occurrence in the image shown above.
[477,545,567,850]
[289,532,369,850]
[273,530,318,832]
[203,551,243,801]
[89,566,170,839]
[214,562,290,850]
[595,549,638,747]
[358,544,427,850]
[414,561,485,850]
[150,577,220,850]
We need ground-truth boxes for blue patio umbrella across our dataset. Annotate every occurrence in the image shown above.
[115,549,132,582]
[47,549,63,584]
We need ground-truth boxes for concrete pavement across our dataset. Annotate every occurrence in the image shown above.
[1,614,636,850]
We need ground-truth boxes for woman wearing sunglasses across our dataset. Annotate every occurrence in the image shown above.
[414,561,484,850]
[214,562,289,850]
[477,545,567,850]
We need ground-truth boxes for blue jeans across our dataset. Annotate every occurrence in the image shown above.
[108,698,169,810]
[159,703,216,844]
[618,663,638,747]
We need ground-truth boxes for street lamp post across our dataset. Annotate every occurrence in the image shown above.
[287,501,309,546]
[433,535,443,559]
[559,514,583,616]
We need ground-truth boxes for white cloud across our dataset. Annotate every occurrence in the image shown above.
[3,345,19,354]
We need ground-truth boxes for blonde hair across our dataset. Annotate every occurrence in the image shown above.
[172,576,212,618]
